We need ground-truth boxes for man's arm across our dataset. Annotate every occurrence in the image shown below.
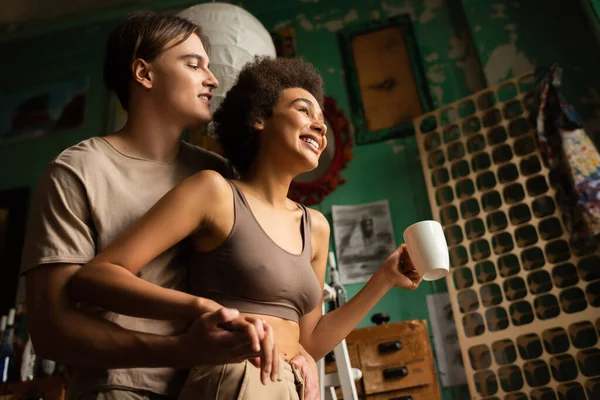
[69,170,230,318]
[26,263,259,369]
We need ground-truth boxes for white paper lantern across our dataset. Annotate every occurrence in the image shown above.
[178,2,276,120]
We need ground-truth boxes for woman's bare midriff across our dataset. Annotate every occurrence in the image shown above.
[242,312,301,362]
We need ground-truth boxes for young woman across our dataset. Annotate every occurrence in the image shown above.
[69,56,422,399]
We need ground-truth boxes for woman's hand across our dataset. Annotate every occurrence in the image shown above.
[377,244,422,291]
[290,352,320,400]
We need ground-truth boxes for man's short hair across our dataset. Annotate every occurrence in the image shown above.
[103,11,209,111]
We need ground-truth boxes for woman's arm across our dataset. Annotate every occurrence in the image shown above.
[68,170,230,320]
[299,210,422,361]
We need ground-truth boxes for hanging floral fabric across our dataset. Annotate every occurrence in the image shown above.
[535,65,600,249]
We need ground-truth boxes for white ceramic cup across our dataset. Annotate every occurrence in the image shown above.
[403,220,450,281]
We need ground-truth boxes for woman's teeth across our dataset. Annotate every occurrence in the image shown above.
[302,137,319,150]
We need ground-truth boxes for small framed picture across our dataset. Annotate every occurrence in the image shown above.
[338,16,432,145]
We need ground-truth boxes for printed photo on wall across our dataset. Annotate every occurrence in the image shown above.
[332,200,396,284]
[426,292,468,387]
[0,77,89,145]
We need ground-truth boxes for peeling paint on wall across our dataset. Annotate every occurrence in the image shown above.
[425,52,439,62]
[431,86,444,104]
[484,43,534,84]
[427,64,446,83]
[328,67,335,73]
[323,20,343,31]
[314,9,339,21]
[392,144,406,154]
[491,4,506,19]
[420,0,443,23]
[370,9,380,20]
[294,8,358,32]
[504,23,518,42]
[344,9,359,23]
[448,35,467,59]
[381,1,417,20]
[483,23,534,85]
[474,25,481,32]
[296,13,314,31]
[272,19,292,30]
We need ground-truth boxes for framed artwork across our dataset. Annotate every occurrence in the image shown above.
[338,16,432,145]
[0,78,89,145]
[0,187,29,316]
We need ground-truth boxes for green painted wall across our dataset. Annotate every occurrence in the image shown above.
[1,1,599,399]
[0,21,117,190]
[462,0,600,143]
[591,0,600,21]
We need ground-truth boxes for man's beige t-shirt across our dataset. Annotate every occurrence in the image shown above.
[20,137,233,399]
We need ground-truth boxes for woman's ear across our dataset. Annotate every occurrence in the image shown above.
[132,58,153,89]
[253,118,265,132]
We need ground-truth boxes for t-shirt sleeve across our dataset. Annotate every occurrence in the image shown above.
[20,162,96,275]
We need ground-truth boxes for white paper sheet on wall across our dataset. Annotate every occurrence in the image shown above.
[426,292,468,387]
[332,200,396,284]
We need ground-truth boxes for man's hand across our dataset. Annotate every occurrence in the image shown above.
[221,316,279,385]
[290,352,320,400]
[179,308,255,365]
[179,308,279,384]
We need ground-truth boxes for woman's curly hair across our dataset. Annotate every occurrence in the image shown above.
[213,56,324,174]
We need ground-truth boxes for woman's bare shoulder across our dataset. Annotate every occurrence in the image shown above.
[181,169,232,196]
[307,208,331,238]
[161,170,234,219]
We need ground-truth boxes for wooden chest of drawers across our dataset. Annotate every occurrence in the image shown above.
[0,377,67,400]
[325,320,441,400]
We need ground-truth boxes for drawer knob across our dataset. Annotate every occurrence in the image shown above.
[383,367,408,379]
[389,396,412,400]
[371,312,390,325]
[378,340,402,354]
[383,366,408,380]
[325,351,335,363]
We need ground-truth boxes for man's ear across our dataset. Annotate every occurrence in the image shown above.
[131,58,153,89]
[253,118,265,132]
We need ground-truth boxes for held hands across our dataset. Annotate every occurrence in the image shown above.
[220,315,279,385]
[179,308,279,384]
[379,244,423,290]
